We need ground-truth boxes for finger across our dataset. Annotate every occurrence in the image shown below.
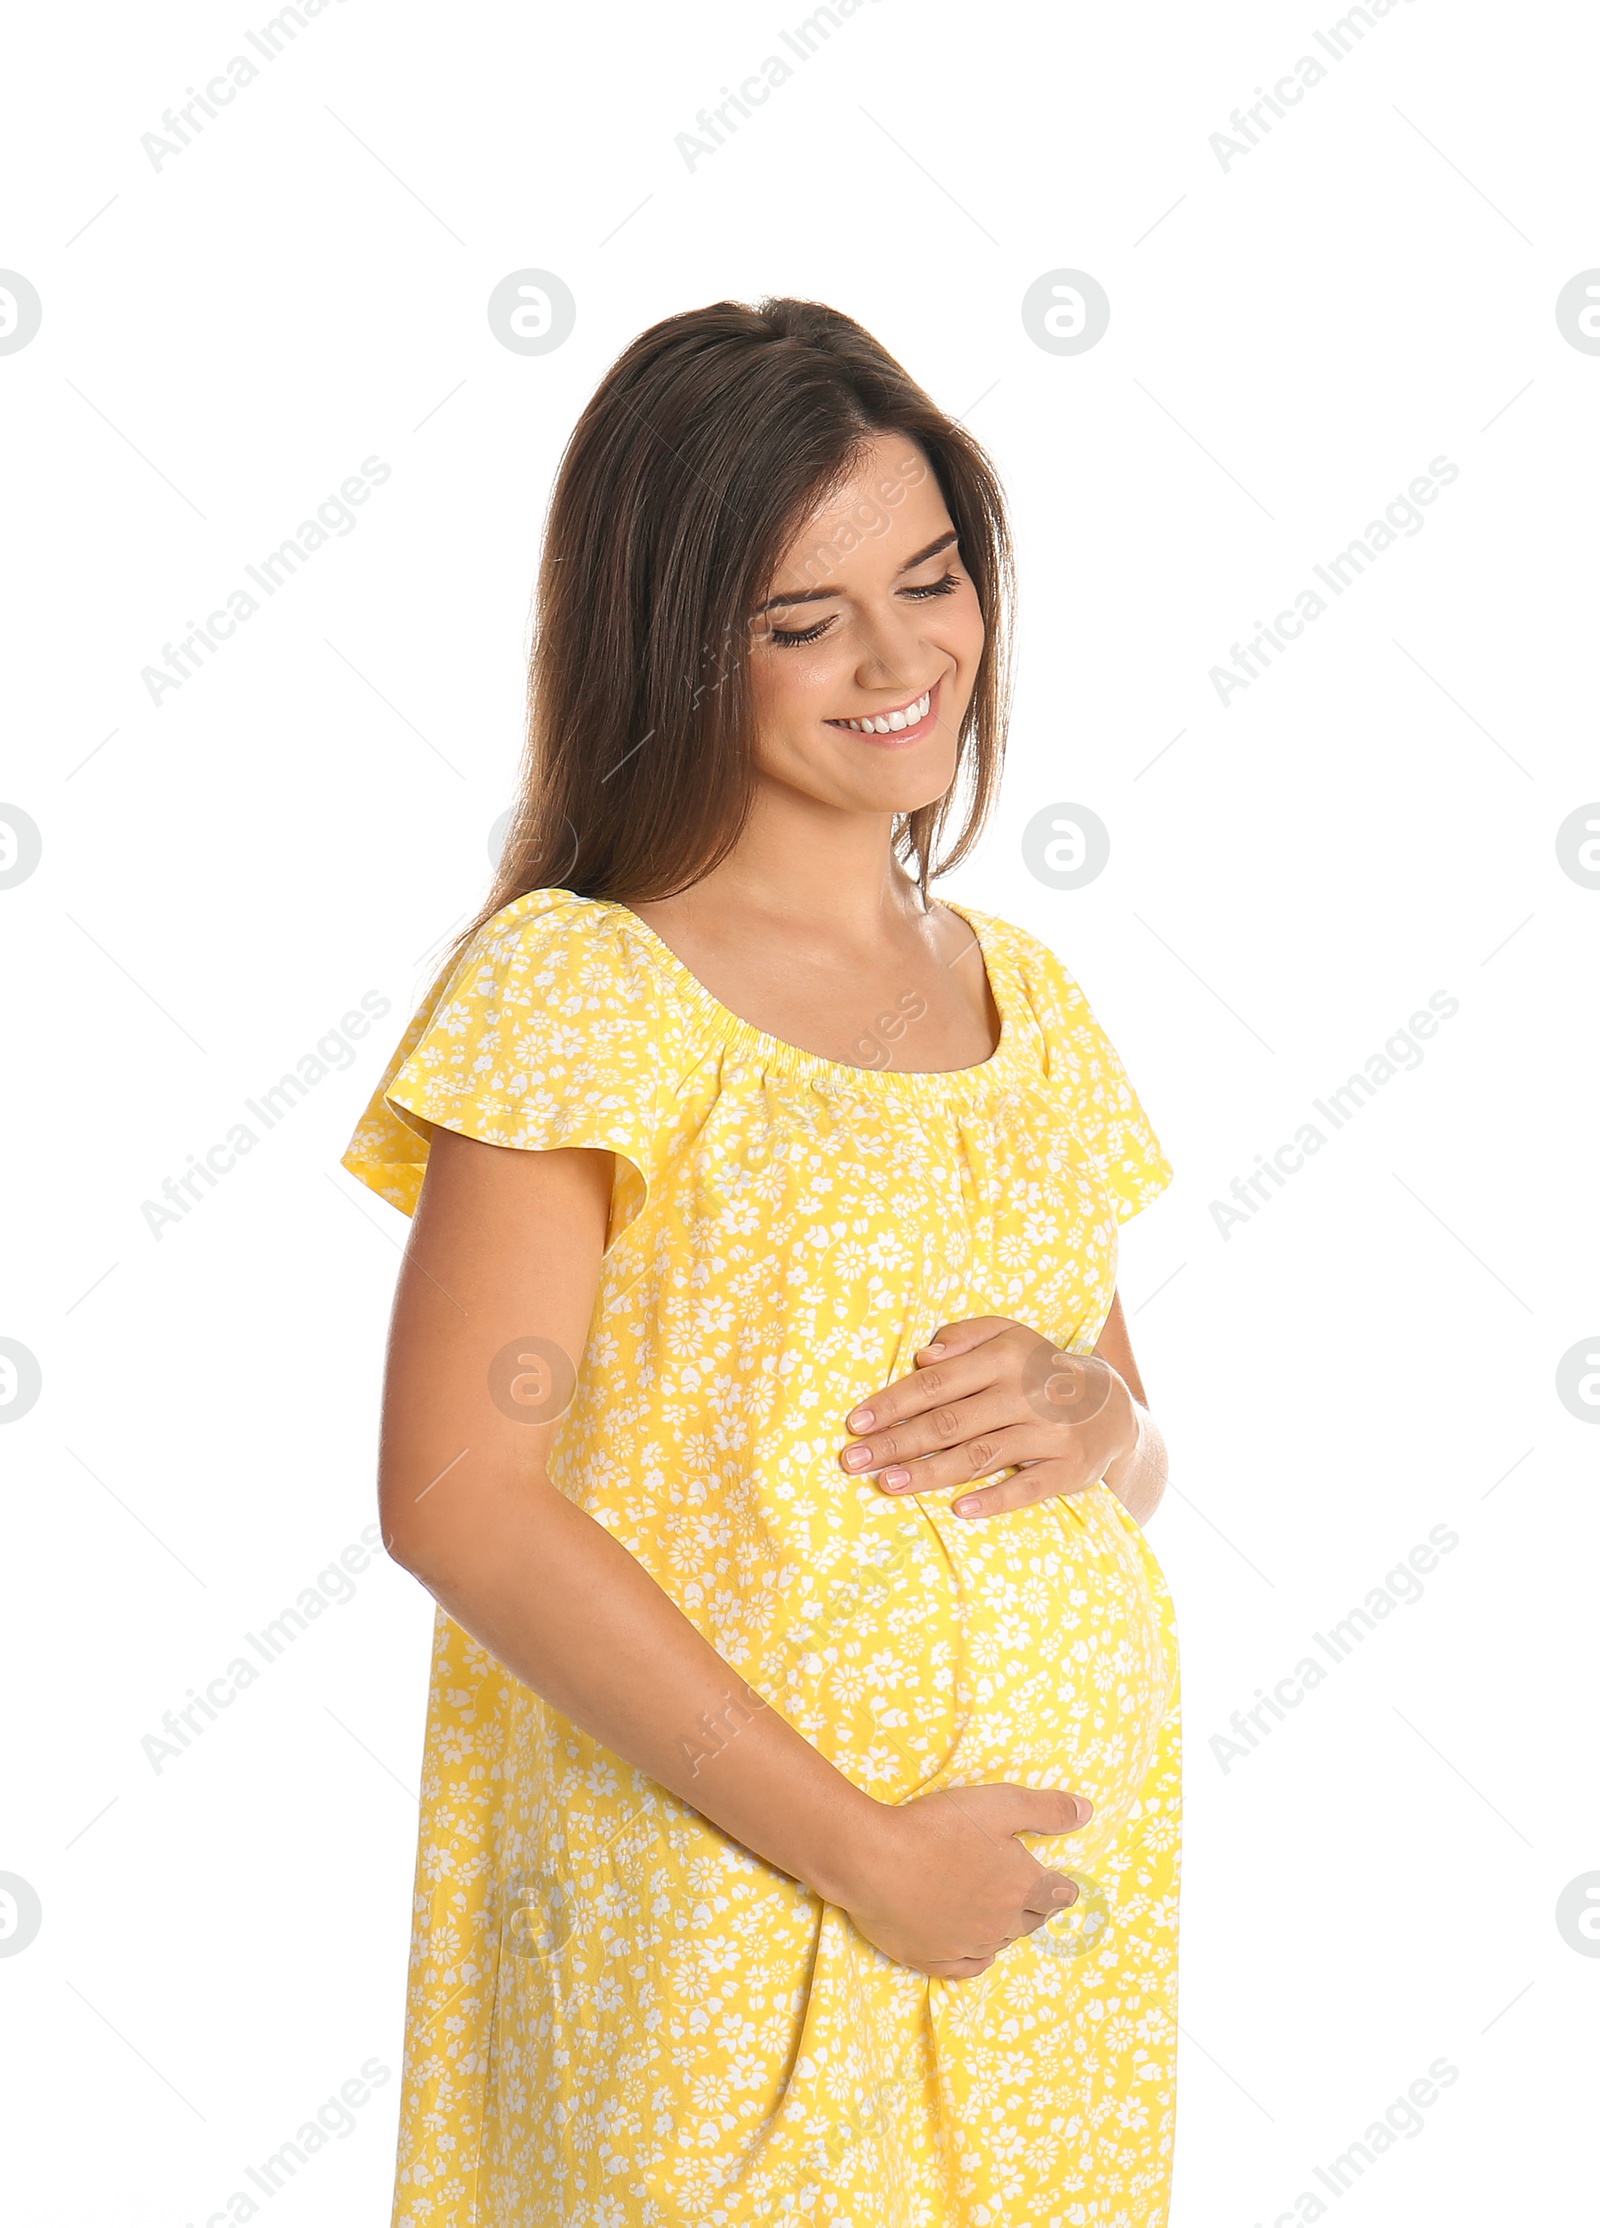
[950,1461,1098,1521]
[995,1786,1096,1837]
[842,1347,996,1439]
[839,1382,1010,1472]
[1007,1911,1056,1943]
[874,1425,1062,1498]
[932,1785,1093,1868]
[935,1782,1075,1866]
[913,1316,1016,1363]
[930,1956,996,1981]
[843,1403,1047,1483]
[1021,1871,1080,1919]
[844,1322,1040,1438]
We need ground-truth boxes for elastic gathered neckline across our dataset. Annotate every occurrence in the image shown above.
[560,889,1028,1098]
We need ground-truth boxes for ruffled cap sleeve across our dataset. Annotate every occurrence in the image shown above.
[339,889,664,1243]
[1006,922,1174,1224]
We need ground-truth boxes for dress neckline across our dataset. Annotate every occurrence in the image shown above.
[574,891,1018,1093]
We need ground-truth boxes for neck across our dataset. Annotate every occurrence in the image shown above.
[664,782,932,940]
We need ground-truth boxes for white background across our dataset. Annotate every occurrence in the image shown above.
[3,1,1596,2221]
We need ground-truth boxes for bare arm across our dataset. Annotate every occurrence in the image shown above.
[377,1125,1089,1978]
[1091,1286,1169,1525]
[380,1126,877,1900]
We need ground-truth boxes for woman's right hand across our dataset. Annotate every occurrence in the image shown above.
[832,1782,1093,1980]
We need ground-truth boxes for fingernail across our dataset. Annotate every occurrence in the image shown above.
[1073,1796,1094,1825]
[881,1467,910,1489]
[919,1343,946,1357]
[842,1445,872,1470]
[952,1496,980,1518]
[848,1407,874,1428]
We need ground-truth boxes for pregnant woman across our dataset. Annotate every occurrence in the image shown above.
[343,297,1180,2226]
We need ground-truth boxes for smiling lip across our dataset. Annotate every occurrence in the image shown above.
[824,679,940,747]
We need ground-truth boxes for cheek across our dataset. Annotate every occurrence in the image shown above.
[750,643,847,731]
[934,592,987,687]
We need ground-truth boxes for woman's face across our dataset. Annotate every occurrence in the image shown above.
[745,431,987,820]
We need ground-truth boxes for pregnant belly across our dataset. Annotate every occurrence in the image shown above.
[766,1484,1176,1873]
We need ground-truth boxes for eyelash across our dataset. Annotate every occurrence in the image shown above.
[768,569,962,648]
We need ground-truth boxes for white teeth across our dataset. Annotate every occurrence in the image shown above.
[836,690,931,734]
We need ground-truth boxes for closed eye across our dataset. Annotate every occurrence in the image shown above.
[768,614,836,648]
[768,570,964,648]
[902,570,961,603]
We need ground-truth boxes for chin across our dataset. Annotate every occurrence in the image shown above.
[784,743,961,817]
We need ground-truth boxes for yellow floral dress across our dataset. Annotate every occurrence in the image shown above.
[342,886,1180,2228]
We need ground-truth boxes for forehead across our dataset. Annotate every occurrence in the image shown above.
[769,431,951,589]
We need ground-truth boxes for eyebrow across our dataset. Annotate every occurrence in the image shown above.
[755,528,960,615]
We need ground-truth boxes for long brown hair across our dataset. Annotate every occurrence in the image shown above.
[452,296,1014,967]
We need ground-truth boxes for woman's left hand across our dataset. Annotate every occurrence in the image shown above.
[838,1315,1138,1519]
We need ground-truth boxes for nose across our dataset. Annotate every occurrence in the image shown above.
[851,595,941,691]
